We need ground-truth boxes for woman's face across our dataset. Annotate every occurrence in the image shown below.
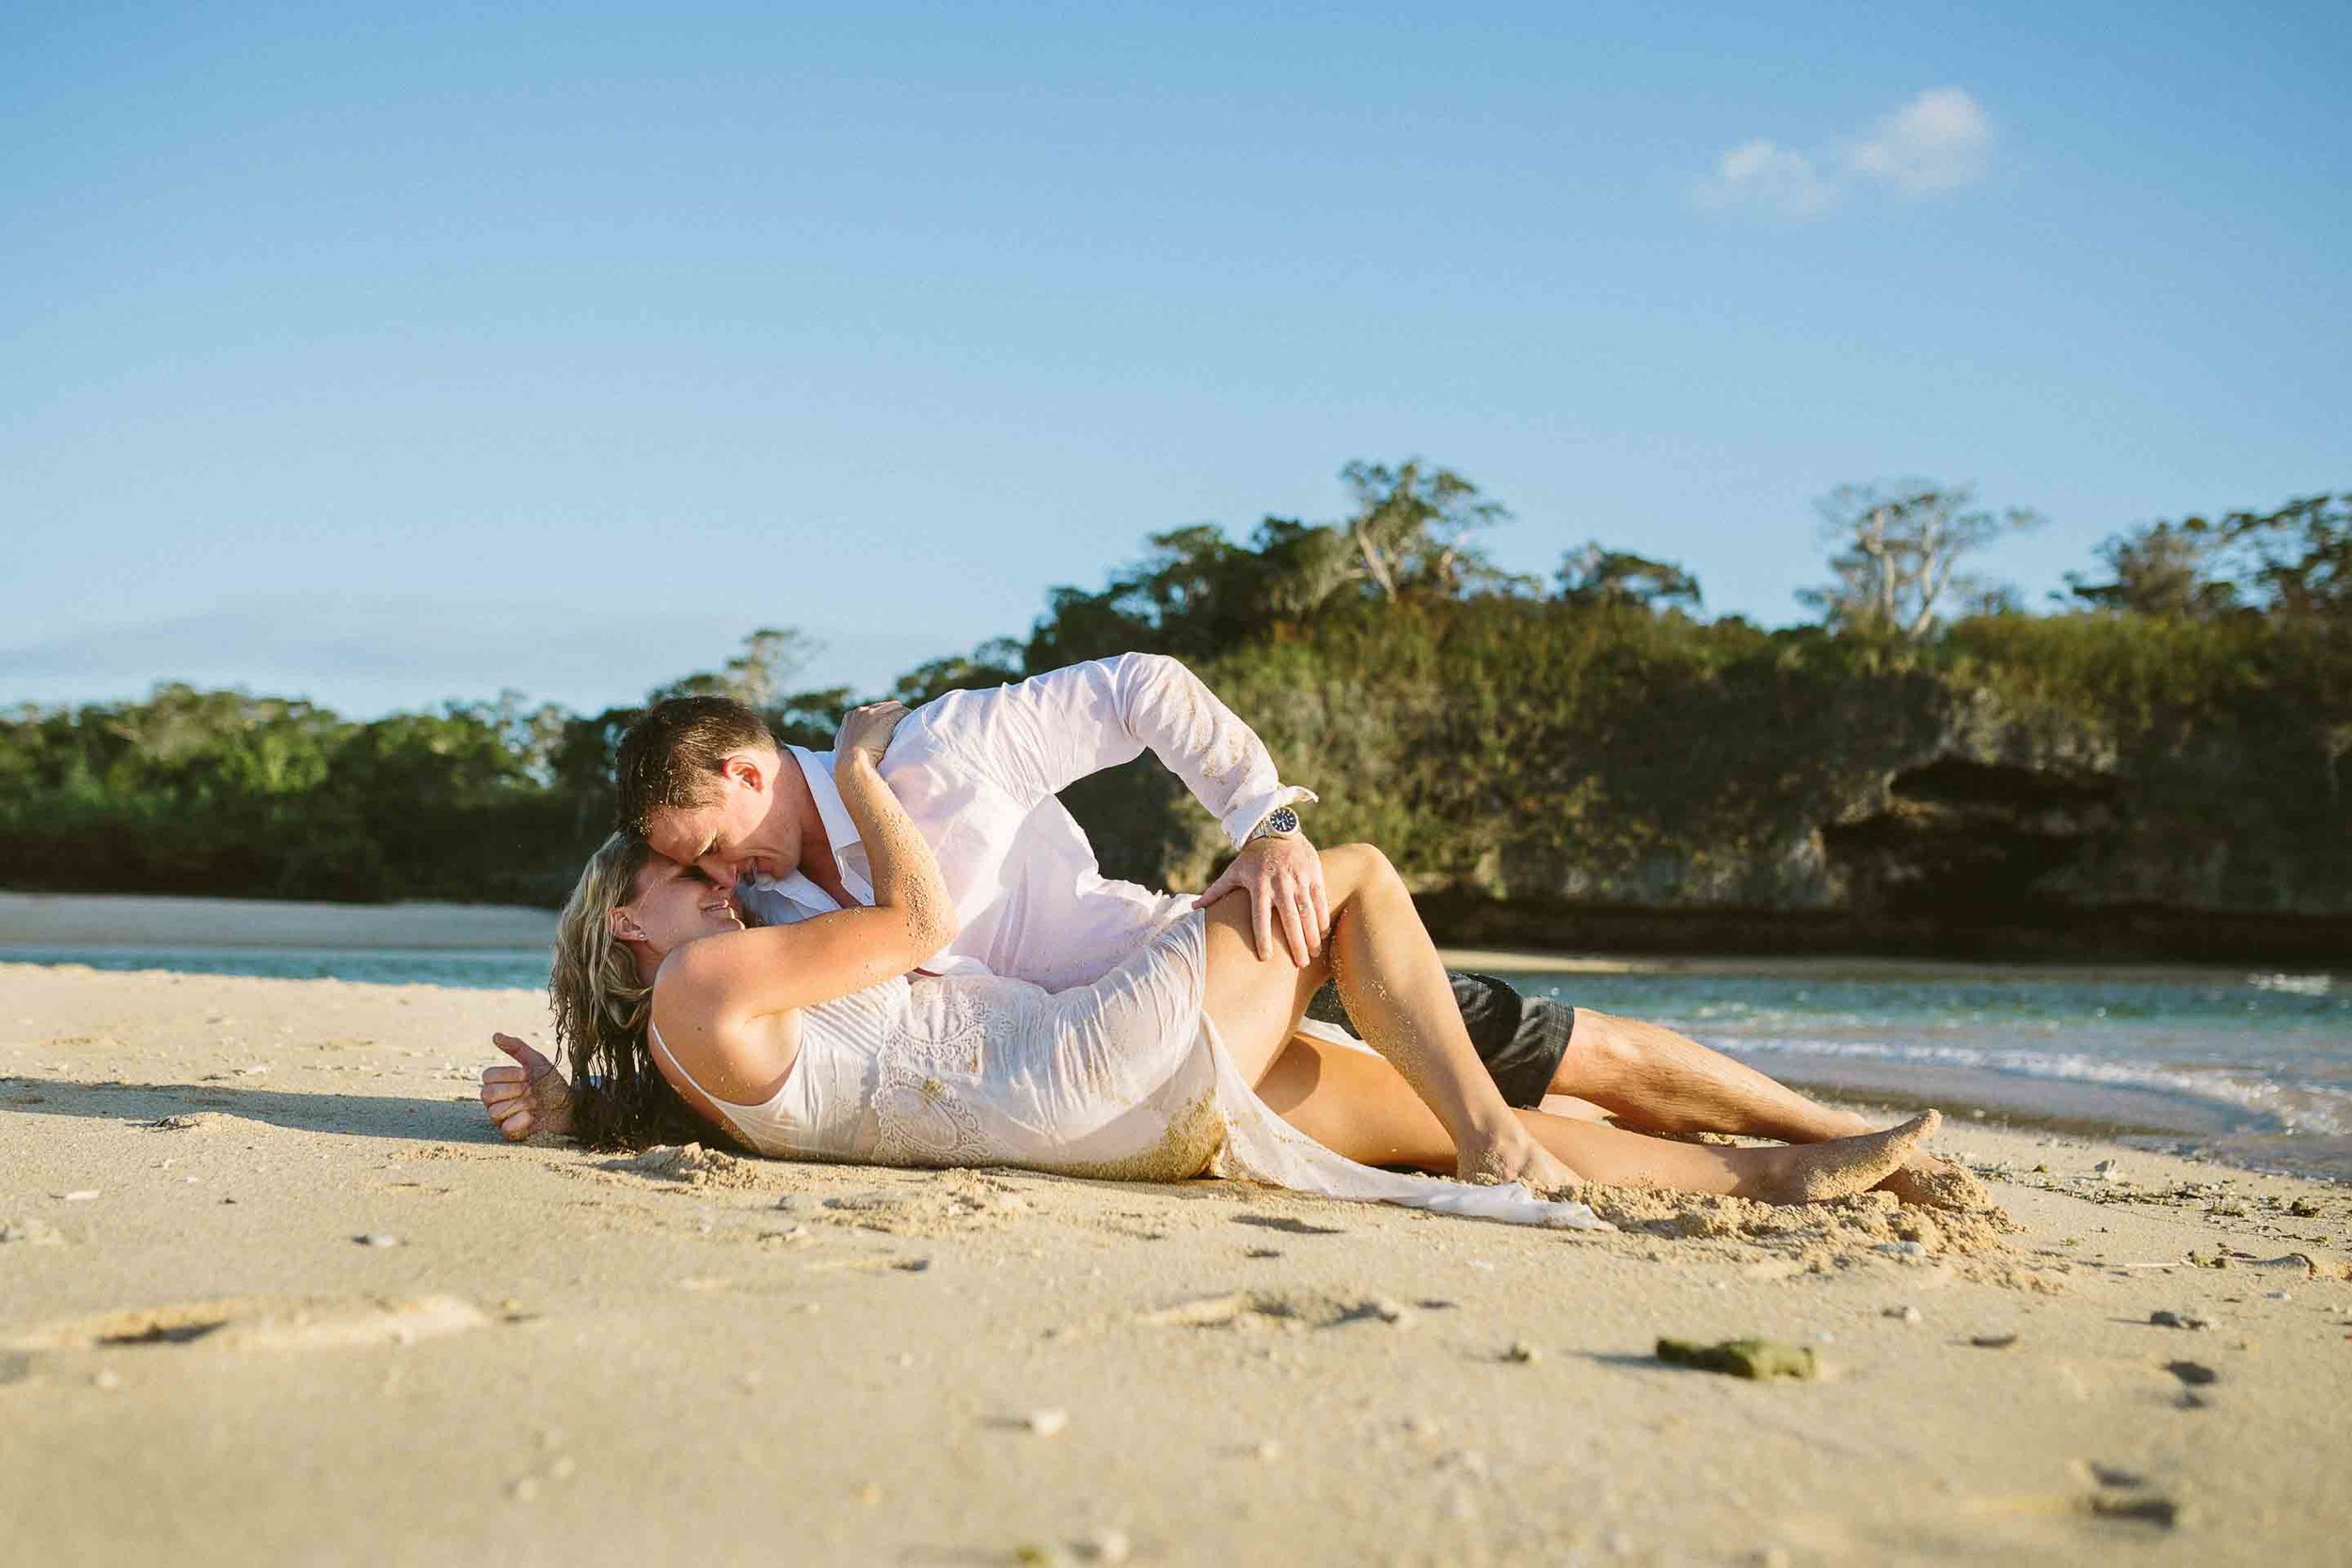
[615,854,745,956]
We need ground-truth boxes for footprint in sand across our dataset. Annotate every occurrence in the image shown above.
[4,1294,491,1354]
[1232,1214,1347,1237]
[1138,1290,1409,1331]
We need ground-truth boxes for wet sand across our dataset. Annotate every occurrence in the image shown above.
[4,959,2349,1565]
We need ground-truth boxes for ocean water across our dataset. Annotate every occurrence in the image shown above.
[1,944,556,990]
[8,944,2348,1180]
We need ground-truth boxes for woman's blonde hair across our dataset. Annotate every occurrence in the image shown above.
[548,832,711,1149]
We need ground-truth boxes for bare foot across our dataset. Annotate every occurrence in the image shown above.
[1756,1111,1942,1206]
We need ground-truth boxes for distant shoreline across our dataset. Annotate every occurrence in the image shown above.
[4,891,2328,985]
[0,891,556,950]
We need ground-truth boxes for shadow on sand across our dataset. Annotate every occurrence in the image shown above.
[1,1075,503,1146]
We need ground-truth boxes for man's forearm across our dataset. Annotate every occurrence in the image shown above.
[1088,652,1316,843]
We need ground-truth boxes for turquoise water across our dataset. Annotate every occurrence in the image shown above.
[0,944,554,990]
[8,945,2348,1179]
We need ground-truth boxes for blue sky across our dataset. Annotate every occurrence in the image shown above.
[5,1,2346,715]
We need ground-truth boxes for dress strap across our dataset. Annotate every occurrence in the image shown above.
[644,1018,722,1107]
[646,1017,750,1135]
[645,1015,807,1156]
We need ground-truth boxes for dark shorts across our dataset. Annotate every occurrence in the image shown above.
[1303,971,1576,1109]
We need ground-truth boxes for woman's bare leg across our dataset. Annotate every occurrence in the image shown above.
[1198,844,1575,1191]
[1257,1031,1942,1203]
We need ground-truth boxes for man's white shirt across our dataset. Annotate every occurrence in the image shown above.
[736,653,1316,993]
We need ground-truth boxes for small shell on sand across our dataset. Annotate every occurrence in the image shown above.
[1077,1526,1131,1563]
[1025,1409,1069,1437]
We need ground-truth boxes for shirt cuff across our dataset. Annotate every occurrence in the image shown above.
[1222,785,1319,848]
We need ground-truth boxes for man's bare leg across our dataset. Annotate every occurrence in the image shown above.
[1550,1009,1984,1208]
[1553,1009,1870,1142]
[1256,1026,1939,1203]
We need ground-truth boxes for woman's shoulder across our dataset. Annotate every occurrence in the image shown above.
[648,974,803,1109]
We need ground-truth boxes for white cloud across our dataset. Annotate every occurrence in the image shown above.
[1695,139,1833,216]
[1696,87,1993,217]
[1847,87,1993,193]
[0,596,950,718]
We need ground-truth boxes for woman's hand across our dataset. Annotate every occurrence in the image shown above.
[834,700,909,769]
[479,1032,575,1141]
[1456,1126,1581,1198]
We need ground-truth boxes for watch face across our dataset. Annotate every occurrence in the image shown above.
[1266,807,1298,835]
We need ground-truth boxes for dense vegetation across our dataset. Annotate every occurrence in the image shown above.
[5,467,2344,956]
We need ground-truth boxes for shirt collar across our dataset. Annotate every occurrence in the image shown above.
[787,745,862,853]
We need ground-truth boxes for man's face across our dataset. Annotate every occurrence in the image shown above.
[642,753,801,893]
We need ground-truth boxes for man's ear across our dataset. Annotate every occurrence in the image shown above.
[722,752,766,794]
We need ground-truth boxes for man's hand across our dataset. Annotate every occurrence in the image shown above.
[479,1033,576,1141]
[1197,833,1330,966]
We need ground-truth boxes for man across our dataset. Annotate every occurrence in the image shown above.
[484,653,1963,1206]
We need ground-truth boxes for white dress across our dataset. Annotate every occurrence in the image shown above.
[648,911,1610,1230]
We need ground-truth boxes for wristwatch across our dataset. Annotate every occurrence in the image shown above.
[1244,805,1301,846]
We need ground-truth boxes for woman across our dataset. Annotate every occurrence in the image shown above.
[545,702,1937,1227]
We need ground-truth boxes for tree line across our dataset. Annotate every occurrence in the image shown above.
[3,466,2344,952]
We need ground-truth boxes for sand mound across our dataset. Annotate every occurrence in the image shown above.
[1578,1183,2029,1284]
[602,1142,768,1190]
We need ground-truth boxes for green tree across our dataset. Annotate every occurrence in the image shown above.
[651,626,817,706]
[2219,492,2348,620]
[894,640,1026,705]
[1336,458,1523,601]
[1801,482,2042,640]
[1555,545,1704,611]
[2064,520,2232,617]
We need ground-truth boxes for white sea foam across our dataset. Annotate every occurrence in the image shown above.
[1704,1033,2352,1136]
[2250,973,2334,996]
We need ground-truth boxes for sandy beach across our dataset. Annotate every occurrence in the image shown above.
[4,958,2348,1567]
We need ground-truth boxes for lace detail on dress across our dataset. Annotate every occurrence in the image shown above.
[868,1064,989,1167]
[866,986,994,1168]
